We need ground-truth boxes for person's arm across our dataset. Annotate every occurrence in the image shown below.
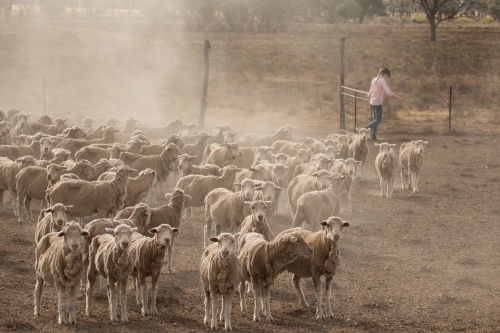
[381,79,405,102]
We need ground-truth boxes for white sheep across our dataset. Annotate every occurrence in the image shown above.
[399,140,429,193]
[98,168,157,207]
[178,154,221,177]
[200,232,241,331]
[85,224,138,322]
[347,128,370,180]
[22,118,68,136]
[284,148,310,186]
[181,131,212,165]
[279,217,350,319]
[237,127,291,147]
[287,170,334,215]
[271,137,315,156]
[204,143,243,168]
[329,158,360,214]
[375,143,399,198]
[240,200,274,244]
[207,125,234,145]
[131,224,179,316]
[204,178,261,247]
[238,231,311,322]
[34,222,90,324]
[35,203,73,244]
[243,181,282,223]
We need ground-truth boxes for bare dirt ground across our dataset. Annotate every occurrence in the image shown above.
[0,131,499,333]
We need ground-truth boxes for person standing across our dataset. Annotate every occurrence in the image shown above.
[365,68,405,140]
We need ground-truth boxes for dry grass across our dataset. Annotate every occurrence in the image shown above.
[0,17,499,135]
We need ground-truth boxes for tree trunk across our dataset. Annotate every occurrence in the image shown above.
[358,15,364,24]
[429,18,437,41]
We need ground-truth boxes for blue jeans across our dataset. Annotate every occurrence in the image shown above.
[365,104,383,138]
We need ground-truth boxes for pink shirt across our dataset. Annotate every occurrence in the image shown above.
[367,76,394,105]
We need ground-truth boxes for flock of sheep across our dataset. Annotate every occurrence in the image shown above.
[0,107,429,330]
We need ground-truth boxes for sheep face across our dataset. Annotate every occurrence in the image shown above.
[356,128,371,142]
[260,182,282,202]
[222,131,237,144]
[78,161,97,181]
[139,168,156,181]
[312,170,334,190]
[249,200,271,223]
[344,158,361,176]
[209,232,240,259]
[254,147,273,162]
[47,164,66,182]
[249,165,268,181]
[54,118,68,134]
[411,140,429,155]
[177,154,193,171]
[14,135,31,146]
[47,203,73,231]
[274,153,288,166]
[57,221,90,252]
[184,123,198,136]
[279,127,292,141]
[162,144,182,171]
[322,139,335,148]
[300,137,315,151]
[18,156,38,168]
[271,164,287,187]
[149,224,179,247]
[296,149,309,164]
[169,135,184,149]
[375,143,396,161]
[40,138,53,155]
[315,156,334,171]
[235,178,258,201]
[336,135,349,151]
[81,118,95,128]
[329,173,345,189]
[105,224,138,250]
[320,217,350,243]
[324,147,337,160]
[0,121,11,134]
[284,233,312,257]
[17,114,29,128]
[109,145,123,159]
[226,143,242,159]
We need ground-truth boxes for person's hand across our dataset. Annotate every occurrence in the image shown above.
[398,96,405,102]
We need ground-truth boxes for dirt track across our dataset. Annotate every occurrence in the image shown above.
[1,132,498,333]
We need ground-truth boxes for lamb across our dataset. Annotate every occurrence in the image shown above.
[259,164,287,215]
[348,128,371,180]
[204,178,261,247]
[207,124,234,145]
[252,146,274,165]
[137,118,185,139]
[271,137,316,156]
[243,181,282,223]
[47,165,137,219]
[39,148,71,167]
[273,153,288,165]
[285,148,310,186]
[181,131,212,165]
[98,168,156,207]
[278,216,350,319]
[0,156,38,216]
[200,232,241,331]
[291,173,345,230]
[22,118,68,136]
[204,143,243,167]
[202,129,237,164]
[399,140,429,193]
[57,126,117,159]
[34,203,73,244]
[237,127,291,147]
[37,115,53,125]
[0,138,42,160]
[238,231,311,322]
[234,165,269,185]
[131,224,179,316]
[327,134,350,159]
[375,143,399,198]
[85,224,138,322]
[178,154,221,177]
[176,165,242,219]
[39,137,55,161]
[240,200,274,244]
[329,158,360,214]
[34,222,90,324]
[287,170,334,215]
[115,189,190,273]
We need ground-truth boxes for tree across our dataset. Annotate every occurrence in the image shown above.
[2,0,15,24]
[355,0,386,23]
[412,0,475,41]
[337,0,362,22]
[38,0,66,18]
[489,0,500,21]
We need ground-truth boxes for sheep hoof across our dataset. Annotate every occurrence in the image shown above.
[150,308,158,316]
[141,308,148,316]
[265,316,274,322]
[121,317,129,323]
[325,310,334,318]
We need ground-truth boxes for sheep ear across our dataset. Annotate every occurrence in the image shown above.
[183,194,192,201]
[311,172,318,177]
[343,222,350,227]
[249,167,255,172]
[148,228,158,234]
[81,231,90,238]
[320,221,328,227]
[233,182,241,187]
[233,232,241,241]
[57,231,65,237]
[390,144,396,147]
[424,141,429,145]
[172,228,180,233]
[264,201,272,205]
[244,201,252,206]
[288,235,298,243]
[131,227,138,233]
[105,228,115,235]
[374,143,381,147]
[164,193,172,201]
[64,205,74,211]
[209,237,219,243]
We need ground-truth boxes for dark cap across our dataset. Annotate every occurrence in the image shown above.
[380,68,391,77]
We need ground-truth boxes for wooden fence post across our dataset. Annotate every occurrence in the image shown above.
[199,40,210,130]
[339,37,345,130]
[449,85,452,134]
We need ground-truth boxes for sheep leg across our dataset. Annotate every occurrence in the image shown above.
[388,177,394,198]
[400,169,406,190]
[264,284,273,322]
[204,209,213,248]
[224,291,234,331]
[167,244,175,273]
[210,290,219,330]
[346,185,352,214]
[412,172,419,193]
[138,274,148,316]
[216,224,222,236]
[239,282,247,312]
[68,283,79,324]
[9,189,18,217]
[150,273,160,316]
[246,281,254,293]
[252,284,262,322]
[107,280,118,322]
[324,276,334,318]
[41,198,49,209]
[292,274,309,308]
[56,285,68,324]
[312,274,324,320]
[220,292,225,323]
[85,272,96,316]
[120,280,129,322]
[291,207,305,228]
[361,161,366,181]
[33,276,43,316]
[17,193,25,223]
[203,289,211,325]
[0,189,4,211]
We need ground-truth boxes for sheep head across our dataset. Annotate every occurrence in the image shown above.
[320,216,349,243]
[45,203,73,231]
[57,221,90,253]
[247,200,272,223]
[209,232,240,259]
[105,224,137,250]
[149,224,179,247]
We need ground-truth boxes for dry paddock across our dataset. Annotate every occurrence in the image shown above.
[0,132,499,333]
